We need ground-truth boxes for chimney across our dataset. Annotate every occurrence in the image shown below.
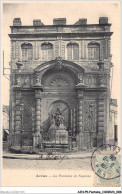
[53,18,66,25]
[99,17,108,24]
[33,19,44,26]
[13,18,21,26]
[74,18,87,25]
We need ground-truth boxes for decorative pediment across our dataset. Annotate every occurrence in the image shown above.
[34,59,85,88]
[34,58,85,75]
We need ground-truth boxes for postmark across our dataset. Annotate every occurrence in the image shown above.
[91,144,121,181]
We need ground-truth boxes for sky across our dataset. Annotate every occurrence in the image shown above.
[1,1,120,106]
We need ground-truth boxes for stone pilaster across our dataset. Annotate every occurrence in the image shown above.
[84,41,87,59]
[34,42,37,60]
[97,100,105,146]
[79,41,81,60]
[13,41,16,60]
[59,39,61,57]
[34,42,39,60]
[18,42,21,60]
[108,38,111,58]
[14,91,22,146]
[104,92,110,144]
[37,41,39,59]
[81,40,85,59]
[54,41,58,58]
[70,109,73,135]
[97,90,110,146]
[16,41,19,60]
[31,107,35,134]
[73,108,76,134]
[61,41,65,59]
[57,36,62,57]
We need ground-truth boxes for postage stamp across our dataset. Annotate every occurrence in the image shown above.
[91,144,121,186]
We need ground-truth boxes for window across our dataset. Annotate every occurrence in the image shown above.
[41,43,53,61]
[21,43,33,61]
[88,43,100,60]
[67,43,79,60]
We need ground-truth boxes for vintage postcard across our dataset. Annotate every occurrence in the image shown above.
[0,0,121,190]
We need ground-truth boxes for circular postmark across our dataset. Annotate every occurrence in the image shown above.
[91,144,121,180]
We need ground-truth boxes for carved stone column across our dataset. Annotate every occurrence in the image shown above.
[33,89,43,147]
[76,90,84,150]
[78,98,83,133]
[73,108,76,134]
[35,98,41,133]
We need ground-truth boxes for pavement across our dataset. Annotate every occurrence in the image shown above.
[3,150,93,160]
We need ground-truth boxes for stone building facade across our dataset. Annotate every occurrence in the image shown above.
[9,17,117,151]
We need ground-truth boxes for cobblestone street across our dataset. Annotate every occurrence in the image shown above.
[3,158,91,170]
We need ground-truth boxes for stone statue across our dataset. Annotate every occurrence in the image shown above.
[48,107,66,135]
[48,107,68,144]
[52,108,65,127]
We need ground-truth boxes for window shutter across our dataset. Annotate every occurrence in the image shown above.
[88,43,100,60]
[73,44,79,60]
[21,43,33,61]
[67,45,72,60]
[67,43,79,60]
[22,49,28,61]
[41,43,53,61]
[28,48,33,60]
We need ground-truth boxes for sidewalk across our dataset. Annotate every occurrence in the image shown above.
[3,150,93,160]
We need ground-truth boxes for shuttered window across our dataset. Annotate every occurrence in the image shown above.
[21,43,33,61]
[88,43,100,60]
[41,43,53,61]
[67,43,79,60]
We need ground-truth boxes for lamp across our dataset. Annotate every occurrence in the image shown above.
[16,60,23,71]
[97,60,104,70]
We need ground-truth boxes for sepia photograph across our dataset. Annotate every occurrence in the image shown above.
[1,0,121,190]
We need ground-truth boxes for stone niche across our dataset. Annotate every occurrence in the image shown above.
[41,68,78,140]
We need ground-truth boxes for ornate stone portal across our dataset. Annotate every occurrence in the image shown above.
[10,59,110,151]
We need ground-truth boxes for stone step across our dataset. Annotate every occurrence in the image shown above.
[43,143,69,149]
